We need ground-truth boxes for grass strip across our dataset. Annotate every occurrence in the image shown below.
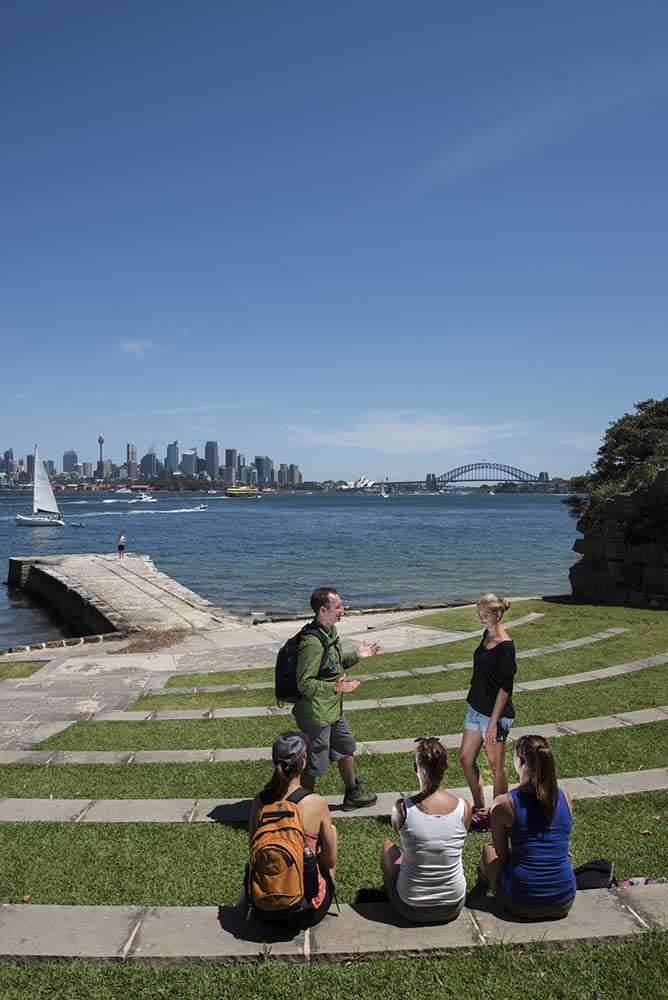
[3,720,668,800]
[38,660,668,751]
[163,599,668,690]
[1,934,667,1000]
[0,660,47,681]
[1,792,667,907]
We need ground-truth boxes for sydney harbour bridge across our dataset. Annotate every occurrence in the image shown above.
[386,461,548,490]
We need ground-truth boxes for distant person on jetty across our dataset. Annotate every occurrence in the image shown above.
[477,734,576,919]
[246,731,337,927]
[459,594,516,833]
[381,737,471,923]
[117,532,125,559]
[295,587,380,810]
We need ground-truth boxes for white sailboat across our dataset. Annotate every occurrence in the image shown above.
[15,446,65,527]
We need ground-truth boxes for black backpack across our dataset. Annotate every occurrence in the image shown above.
[275,624,331,705]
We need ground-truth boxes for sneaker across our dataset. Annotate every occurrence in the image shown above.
[471,807,491,833]
[342,781,378,811]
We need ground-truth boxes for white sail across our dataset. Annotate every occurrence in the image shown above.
[32,445,60,515]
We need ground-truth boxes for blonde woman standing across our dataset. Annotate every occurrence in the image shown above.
[458,594,517,833]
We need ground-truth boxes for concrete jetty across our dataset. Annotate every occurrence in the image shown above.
[8,553,241,638]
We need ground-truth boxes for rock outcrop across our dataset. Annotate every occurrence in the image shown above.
[569,468,668,608]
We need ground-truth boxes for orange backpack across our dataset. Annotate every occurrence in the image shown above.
[246,787,318,921]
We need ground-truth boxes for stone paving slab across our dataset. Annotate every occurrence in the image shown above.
[0,798,90,822]
[1,887,666,963]
[310,903,480,958]
[2,706,667,765]
[3,768,668,825]
[130,905,306,962]
[589,767,668,795]
[0,903,142,961]
[83,798,197,823]
[99,652,668,722]
[469,888,647,947]
[616,884,668,929]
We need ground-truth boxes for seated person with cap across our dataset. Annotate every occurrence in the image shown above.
[247,731,337,927]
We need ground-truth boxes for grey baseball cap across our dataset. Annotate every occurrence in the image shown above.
[272,731,307,766]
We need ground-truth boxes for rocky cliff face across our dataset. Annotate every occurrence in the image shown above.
[569,468,668,608]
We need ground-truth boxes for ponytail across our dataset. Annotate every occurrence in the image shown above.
[515,735,558,824]
[414,737,448,795]
[264,759,298,801]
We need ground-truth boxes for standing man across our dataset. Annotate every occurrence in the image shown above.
[294,587,380,810]
[117,532,126,559]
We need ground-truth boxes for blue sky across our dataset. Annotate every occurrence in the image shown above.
[2,1,667,481]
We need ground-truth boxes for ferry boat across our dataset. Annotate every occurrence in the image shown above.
[225,485,259,498]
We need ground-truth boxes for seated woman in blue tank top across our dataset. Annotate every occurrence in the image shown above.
[478,734,576,919]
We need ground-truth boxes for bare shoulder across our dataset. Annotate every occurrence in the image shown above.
[491,791,514,821]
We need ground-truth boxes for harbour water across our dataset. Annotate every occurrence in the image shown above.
[0,490,580,648]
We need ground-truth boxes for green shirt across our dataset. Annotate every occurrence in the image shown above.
[293,623,359,728]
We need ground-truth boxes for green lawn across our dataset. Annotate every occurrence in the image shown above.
[1,935,667,1000]
[4,720,667,800]
[0,660,47,681]
[39,660,668,751]
[1,792,667,908]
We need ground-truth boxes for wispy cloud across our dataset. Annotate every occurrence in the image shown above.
[558,432,602,454]
[106,401,267,419]
[285,411,531,455]
[119,337,153,360]
[427,65,668,183]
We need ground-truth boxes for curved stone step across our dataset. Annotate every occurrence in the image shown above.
[1,706,666,765]
[94,650,668,722]
[0,885,666,962]
[147,626,627,696]
[1,765,667,823]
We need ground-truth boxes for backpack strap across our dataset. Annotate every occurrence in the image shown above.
[286,787,313,805]
[299,623,332,677]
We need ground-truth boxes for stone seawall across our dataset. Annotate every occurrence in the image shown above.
[9,557,132,636]
[7,553,239,644]
[569,468,668,608]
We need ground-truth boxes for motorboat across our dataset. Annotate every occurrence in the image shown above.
[132,493,157,503]
[15,446,65,527]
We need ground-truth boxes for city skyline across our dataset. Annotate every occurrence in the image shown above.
[3,5,668,481]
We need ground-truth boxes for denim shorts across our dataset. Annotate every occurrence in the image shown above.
[464,705,513,741]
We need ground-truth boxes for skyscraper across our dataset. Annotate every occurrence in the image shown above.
[63,449,78,473]
[254,456,274,487]
[205,441,219,481]
[224,448,237,486]
[180,449,197,477]
[126,443,137,464]
[140,452,157,478]
[289,464,302,485]
[26,453,35,480]
[166,441,179,474]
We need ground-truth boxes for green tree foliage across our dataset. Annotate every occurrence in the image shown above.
[565,398,668,517]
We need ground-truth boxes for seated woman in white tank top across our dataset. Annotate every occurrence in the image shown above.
[381,737,472,923]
